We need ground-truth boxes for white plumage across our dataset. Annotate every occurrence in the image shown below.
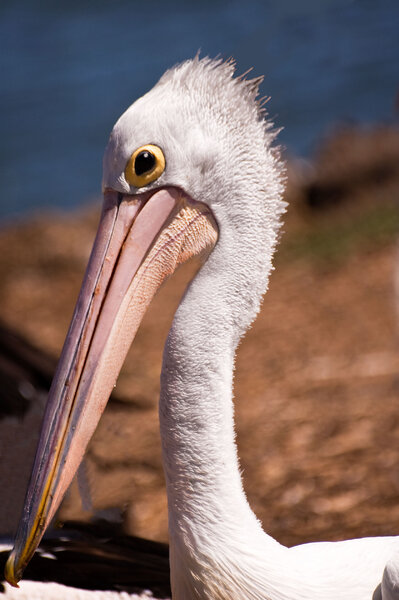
[3,57,399,599]
[1,564,152,600]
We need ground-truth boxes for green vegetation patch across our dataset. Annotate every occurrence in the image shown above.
[279,205,399,265]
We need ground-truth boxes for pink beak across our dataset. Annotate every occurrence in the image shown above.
[5,186,217,586]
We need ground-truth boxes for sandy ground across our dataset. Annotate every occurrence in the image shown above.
[0,125,399,549]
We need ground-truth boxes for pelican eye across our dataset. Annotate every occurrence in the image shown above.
[124,144,165,188]
[135,151,155,175]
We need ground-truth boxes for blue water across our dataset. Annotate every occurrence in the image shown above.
[1,0,398,219]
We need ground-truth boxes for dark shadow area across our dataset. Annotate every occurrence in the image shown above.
[0,321,55,418]
[0,521,171,597]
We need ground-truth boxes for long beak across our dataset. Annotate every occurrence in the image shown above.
[5,186,217,586]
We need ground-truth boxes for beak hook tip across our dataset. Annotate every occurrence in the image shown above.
[4,551,21,588]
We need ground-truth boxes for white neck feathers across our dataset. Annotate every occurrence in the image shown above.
[159,229,286,598]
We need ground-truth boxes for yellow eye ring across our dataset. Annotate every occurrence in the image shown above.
[124,144,165,188]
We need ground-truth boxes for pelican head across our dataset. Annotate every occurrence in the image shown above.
[5,56,285,588]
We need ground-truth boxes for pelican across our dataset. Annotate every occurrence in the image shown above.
[3,56,399,599]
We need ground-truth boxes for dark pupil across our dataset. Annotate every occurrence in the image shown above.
[135,150,156,176]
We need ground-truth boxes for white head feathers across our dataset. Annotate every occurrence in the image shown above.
[103,57,285,336]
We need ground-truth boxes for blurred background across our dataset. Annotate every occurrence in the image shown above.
[0,0,399,551]
[1,0,398,218]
